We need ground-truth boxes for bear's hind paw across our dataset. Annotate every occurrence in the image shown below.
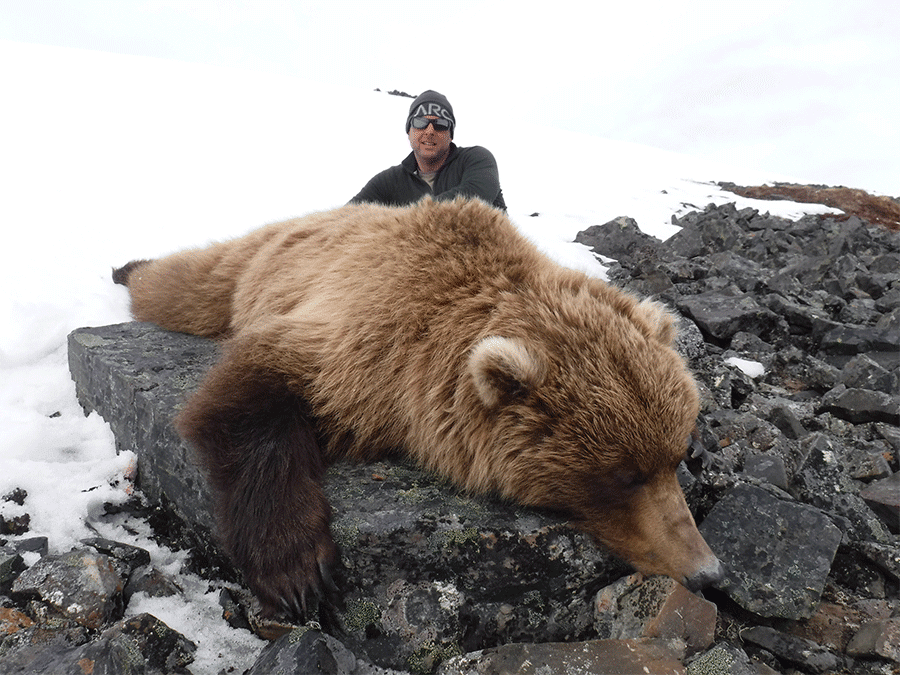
[253,547,345,630]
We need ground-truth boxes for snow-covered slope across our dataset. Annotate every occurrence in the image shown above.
[0,41,846,674]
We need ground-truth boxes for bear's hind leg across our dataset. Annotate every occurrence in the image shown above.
[176,335,340,621]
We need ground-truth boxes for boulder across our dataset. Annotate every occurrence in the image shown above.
[593,573,717,654]
[698,484,842,620]
[677,292,778,343]
[437,638,686,675]
[846,618,900,663]
[741,626,837,674]
[67,321,628,669]
[11,548,125,630]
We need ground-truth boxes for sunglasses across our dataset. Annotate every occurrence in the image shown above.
[410,116,452,132]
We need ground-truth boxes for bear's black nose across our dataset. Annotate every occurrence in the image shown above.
[684,558,725,593]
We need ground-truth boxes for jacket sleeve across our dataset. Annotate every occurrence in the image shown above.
[434,146,502,205]
[348,170,390,205]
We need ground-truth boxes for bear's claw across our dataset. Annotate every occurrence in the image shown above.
[254,547,345,629]
[685,430,714,475]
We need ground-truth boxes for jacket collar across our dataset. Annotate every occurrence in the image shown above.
[401,143,459,174]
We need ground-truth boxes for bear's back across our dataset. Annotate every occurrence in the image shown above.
[232,197,549,336]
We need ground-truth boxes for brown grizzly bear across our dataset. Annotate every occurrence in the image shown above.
[113,197,723,618]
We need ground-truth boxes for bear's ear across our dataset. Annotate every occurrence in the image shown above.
[469,336,546,408]
[637,298,677,345]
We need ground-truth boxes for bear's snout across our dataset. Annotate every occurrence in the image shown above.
[683,555,725,592]
[577,471,724,593]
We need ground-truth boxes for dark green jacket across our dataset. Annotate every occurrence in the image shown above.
[349,144,506,210]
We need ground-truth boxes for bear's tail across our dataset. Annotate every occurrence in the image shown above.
[112,259,151,286]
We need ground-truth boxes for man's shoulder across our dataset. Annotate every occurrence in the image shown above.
[451,144,497,162]
[373,155,416,178]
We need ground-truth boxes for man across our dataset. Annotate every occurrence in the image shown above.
[350,90,506,210]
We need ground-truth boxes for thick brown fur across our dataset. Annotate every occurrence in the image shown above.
[117,197,723,616]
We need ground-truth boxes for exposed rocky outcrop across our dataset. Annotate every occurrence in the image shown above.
[719,183,900,231]
[1,192,898,674]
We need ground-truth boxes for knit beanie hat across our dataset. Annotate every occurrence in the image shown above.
[406,90,455,138]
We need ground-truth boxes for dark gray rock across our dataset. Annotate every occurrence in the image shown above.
[0,612,196,675]
[839,297,881,325]
[330,463,617,666]
[699,484,842,619]
[819,323,895,356]
[82,537,151,581]
[80,613,196,674]
[763,293,839,336]
[677,291,778,343]
[742,454,789,491]
[7,537,49,558]
[792,433,893,544]
[0,549,26,592]
[664,203,750,258]
[819,385,900,425]
[437,638,686,675]
[859,472,900,534]
[123,565,182,602]
[706,251,770,293]
[353,579,465,673]
[741,626,837,674]
[11,548,125,630]
[849,446,893,482]
[771,347,842,393]
[674,316,707,363]
[876,286,900,313]
[663,218,707,259]
[68,322,627,667]
[574,216,662,261]
[840,353,897,393]
[218,588,252,632]
[67,322,220,541]
[875,306,900,345]
[766,405,807,440]
[246,627,401,675]
[876,423,900,454]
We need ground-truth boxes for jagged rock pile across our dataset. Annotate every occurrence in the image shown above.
[574,202,899,671]
[1,200,898,674]
[0,537,195,673]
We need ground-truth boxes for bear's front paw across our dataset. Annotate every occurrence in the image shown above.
[247,535,343,627]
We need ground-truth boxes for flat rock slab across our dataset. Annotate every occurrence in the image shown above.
[741,626,837,674]
[676,291,778,342]
[698,483,842,620]
[68,322,626,667]
[438,637,686,675]
[820,386,900,426]
[68,322,220,538]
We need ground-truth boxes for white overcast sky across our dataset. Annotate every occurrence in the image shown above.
[2,0,898,194]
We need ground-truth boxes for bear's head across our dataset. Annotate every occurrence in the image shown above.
[467,287,723,591]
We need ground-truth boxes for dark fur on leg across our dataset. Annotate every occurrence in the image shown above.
[175,339,342,623]
[112,259,152,286]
